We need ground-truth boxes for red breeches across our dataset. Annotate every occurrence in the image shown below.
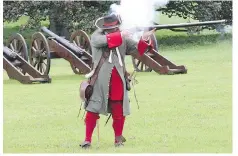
[109,67,123,100]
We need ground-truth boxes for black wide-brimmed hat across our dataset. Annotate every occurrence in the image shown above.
[95,13,122,30]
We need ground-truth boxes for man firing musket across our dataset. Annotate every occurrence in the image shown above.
[79,13,155,148]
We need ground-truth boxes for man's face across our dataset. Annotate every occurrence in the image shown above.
[104,27,120,34]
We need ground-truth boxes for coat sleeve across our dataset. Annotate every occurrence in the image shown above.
[90,29,123,49]
[125,36,151,56]
[90,29,108,48]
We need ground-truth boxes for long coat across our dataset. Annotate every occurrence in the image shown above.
[85,29,141,116]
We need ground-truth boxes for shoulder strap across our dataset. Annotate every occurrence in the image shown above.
[90,50,129,86]
[89,51,110,86]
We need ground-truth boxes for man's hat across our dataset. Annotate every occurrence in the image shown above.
[95,13,122,30]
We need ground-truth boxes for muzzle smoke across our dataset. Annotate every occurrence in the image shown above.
[110,0,169,41]
[110,0,169,29]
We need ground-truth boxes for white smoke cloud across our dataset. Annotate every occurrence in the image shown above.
[110,0,169,30]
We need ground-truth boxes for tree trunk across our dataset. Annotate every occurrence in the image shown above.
[48,14,70,39]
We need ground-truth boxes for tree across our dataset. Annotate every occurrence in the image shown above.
[3,1,115,38]
[157,0,232,23]
[155,0,232,34]
[4,0,232,37]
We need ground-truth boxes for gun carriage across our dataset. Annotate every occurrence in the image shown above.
[29,27,92,75]
[3,33,51,84]
[130,19,228,73]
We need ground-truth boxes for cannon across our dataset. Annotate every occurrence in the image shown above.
[130,19,228,73]
[29,27,92,75]
[3,33,51,84]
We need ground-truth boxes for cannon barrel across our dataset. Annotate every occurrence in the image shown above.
[41,27,85,55]
[150,20,228,30]
[3,46,17,59]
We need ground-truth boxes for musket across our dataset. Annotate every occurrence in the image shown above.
[131,19,230,31]
[151,19,228,30]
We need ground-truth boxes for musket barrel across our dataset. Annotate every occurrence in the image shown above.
[41,27,85,55]
[151,20,227,30]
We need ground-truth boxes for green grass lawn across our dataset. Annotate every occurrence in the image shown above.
[3,14,232,153]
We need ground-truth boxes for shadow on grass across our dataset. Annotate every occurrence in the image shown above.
[3,79,53,86]
[3,74,82,85]
[3,79,21,85]
[50,74,84,81]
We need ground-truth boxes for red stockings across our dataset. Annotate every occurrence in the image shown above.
[84,102,125,143]
[84,111,99,143]
[111,102,125,143]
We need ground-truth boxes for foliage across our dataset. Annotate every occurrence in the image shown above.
[3,1,115,35]
[156,0,232,34]
[3,1,232,36]
[158,0,232,23]
[3,1,49,27]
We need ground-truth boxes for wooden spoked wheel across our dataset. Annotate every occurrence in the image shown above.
[132,33,159,72]
[70,30,92,54]
[7,33,28,74]
[30,32,51,75]
[70,30,92,74]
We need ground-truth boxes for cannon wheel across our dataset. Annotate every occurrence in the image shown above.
[30,32,51,75]
[70,30,92,74]
[7,33,28,74]
[131,33,159,72]
[70,30,92,54]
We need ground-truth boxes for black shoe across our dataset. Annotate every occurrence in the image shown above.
[121,135,126,142]
[115,136,126,147]
[115,141,124,147]
[80,141,91,149]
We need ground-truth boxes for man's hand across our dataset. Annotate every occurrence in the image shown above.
[142,28,156,41]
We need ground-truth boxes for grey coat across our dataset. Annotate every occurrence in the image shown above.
[85,29,141,116]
